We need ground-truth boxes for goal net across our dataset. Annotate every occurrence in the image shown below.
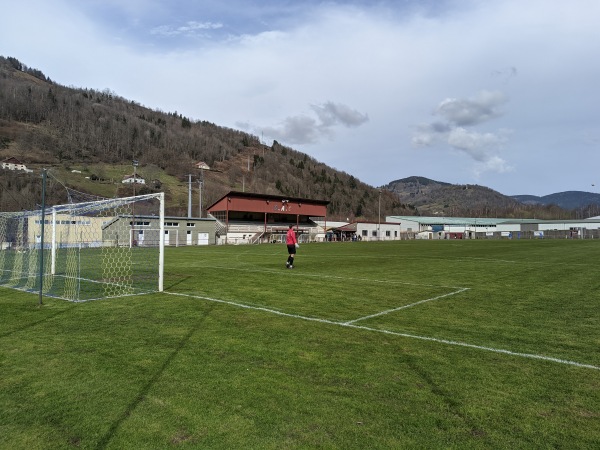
[0,192,164,302]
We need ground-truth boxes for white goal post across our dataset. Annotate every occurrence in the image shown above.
[0,192,165,302]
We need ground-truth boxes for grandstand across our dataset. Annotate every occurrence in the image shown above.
[207,191,329,244]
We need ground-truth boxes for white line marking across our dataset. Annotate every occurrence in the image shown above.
[189,264,465,289]
[164,291,600,371]
[344,288,470,325]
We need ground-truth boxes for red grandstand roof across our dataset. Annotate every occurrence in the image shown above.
[207,191,329,217]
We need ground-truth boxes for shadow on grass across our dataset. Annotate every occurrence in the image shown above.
[404,353,491,444]
[0,303,77,339]
[163,274,192,291]
[96,303,215,449]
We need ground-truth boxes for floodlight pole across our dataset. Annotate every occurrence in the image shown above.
[188,174,192,218]
[38,168,47,306]
[131,160,138,247]
[378,189,381,241]
[198,168,204,218]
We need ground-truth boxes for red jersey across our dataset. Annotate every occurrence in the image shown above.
[286,228,298,245]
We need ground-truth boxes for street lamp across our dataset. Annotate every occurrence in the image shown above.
[378,189,381,241]
[198,168,205,218]
[132,160,139,193]
[131,160,139,247]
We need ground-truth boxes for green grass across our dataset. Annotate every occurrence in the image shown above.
[46,163,190,204]
[1,240,599,449]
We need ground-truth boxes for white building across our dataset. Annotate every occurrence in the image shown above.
[320,221,405,241]
[386,216,600,239]
[121,174,146,184]
[1,157,33,173]
[195,161,211,170]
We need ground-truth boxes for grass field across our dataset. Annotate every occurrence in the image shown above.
[1,239,599,449]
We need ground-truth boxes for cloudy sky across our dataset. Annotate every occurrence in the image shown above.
[2,0,599,196]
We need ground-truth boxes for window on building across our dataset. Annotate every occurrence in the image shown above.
[362,230,368,237]
[386,230,391,237]
[372,230,377,237]
[187,223,195,227]
[132,221,150,227]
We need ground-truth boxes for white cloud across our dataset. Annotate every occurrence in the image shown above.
[447,127,506,157]
[150,21,223,37]
[476,156,513,176]
[412,90,513,176]
[2,0,600,195]
[436,91,508,127]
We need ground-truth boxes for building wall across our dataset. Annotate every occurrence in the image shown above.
[102,217,217,247]
[163,218,216,246]
[387,217,421,232]
[27,214,106,247]
[356,223,403,241]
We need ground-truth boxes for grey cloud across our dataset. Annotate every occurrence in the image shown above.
[262,115,321,145]
[310,101,369,128]
[436,90,508,126]
[261,101,368,145]
[412,91,512,175]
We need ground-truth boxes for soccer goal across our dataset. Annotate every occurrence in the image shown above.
[0,192,164,302]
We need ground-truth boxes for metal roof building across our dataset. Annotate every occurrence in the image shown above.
[387,216,600,239]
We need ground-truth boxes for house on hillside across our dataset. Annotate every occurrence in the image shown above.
[1,157,33,173]
[121,174,146,185]
[195,161,210,170]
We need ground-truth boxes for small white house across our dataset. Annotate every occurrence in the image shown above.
[195,161,210,170]
[1,157,33,173]
[355,222,403,241]
[122,174,146,185]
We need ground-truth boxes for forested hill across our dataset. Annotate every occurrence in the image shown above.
[0,56,595,220]
[384,177,598,220]
[0,56,411,218]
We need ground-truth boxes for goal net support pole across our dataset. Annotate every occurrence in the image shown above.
[159,192,165,292]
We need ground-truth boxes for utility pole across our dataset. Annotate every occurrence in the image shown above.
[188,174,192,218]
[132,160,138,247]
[198,179,203,218]
[378,189,381,241]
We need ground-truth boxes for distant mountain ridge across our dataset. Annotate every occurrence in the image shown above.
[511,191,600,210]
[385,177,600,218]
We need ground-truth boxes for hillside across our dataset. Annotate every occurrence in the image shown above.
[512,191,600,211]
[0,56,412,219]
[1,56,599,220]
[384,177,587,219]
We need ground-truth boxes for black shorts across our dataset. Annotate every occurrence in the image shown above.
[287,244,296,255]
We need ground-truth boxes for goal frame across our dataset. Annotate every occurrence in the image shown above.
[0,192,165,301]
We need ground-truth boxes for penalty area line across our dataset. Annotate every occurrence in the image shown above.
[164,291,600,372]
[343,288,470,325]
